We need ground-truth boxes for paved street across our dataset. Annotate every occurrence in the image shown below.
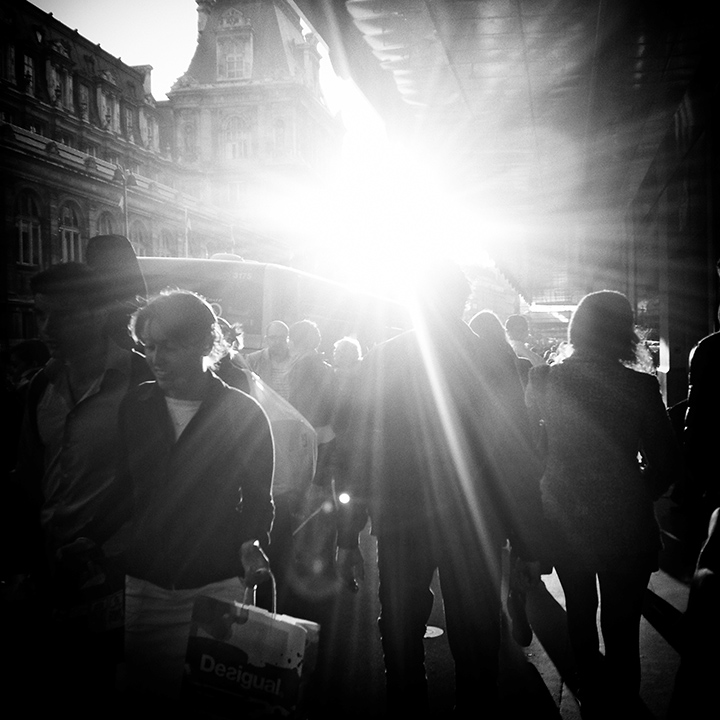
[289,526,688,720]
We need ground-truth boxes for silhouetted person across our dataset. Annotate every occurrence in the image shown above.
[11,262,150,715]
[683,257,720,550]
[288,319,338,582]
[288,320,336,446]
[469,309,535,647]
[288,320,337,492]
[4,338,49,389]
[246,320,292,399]
[337,261,544,718]
[85,234,147,351]
[217,317,318,614]
[470,309,532,387]
[331,336,363,438]
[117,290,273,703]
[331,337,363,584]
[668,506,720,718]
[3,339,49,470]
[1,340,49,603]
[505,314,545,368]
[525,290,681,717]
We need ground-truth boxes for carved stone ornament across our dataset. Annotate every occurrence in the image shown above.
[172,74,199,90]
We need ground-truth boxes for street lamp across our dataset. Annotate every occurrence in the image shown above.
[113,166,137,237]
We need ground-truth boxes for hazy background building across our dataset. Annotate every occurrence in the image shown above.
[1,0,341,344]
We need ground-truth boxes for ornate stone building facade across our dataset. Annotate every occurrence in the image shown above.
[166,0,340,219]
[1,0,341,345]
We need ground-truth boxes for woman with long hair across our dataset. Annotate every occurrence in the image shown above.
[525,290,680,718]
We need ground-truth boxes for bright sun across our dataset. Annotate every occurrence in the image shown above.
[305,46,519,301]
[302,69,502,300]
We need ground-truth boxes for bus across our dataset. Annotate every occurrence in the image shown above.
[137,255,410,354]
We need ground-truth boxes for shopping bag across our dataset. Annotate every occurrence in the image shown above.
[182,580,320,718]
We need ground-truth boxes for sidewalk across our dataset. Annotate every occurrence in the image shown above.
[522,568,688,719]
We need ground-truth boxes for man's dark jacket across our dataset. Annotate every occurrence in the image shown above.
[337,320,544,560]
[115,374,274,589]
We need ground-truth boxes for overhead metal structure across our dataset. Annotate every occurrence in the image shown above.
[297,0,710,301]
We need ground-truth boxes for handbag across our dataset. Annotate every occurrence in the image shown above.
[182,575,320,718]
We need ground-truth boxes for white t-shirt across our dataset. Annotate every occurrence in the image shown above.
[165,396,202,440]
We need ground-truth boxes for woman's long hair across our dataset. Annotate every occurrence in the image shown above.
[568,290,641,366]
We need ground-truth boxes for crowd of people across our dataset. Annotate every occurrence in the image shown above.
[1,243,718,720]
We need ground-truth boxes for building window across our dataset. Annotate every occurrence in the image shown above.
[217,35,253,80]
[129,219,149,256]
[56,132,74,148]
[23,55,34,95]
[59,203,82,262]
[50,65,73,110]
[1,44,16,84]
[27,119,45,136]
[97,211,115,236]
[78,84,90,121]
[15,191,42,267]
[142,113,157,150]
[64,71,74,110]
[183,122,197,156]
[225,116,251,159]
[124,106,135,140]
[101,92,120,131]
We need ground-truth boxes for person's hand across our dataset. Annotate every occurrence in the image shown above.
[240,540,271,587]
[336,546,365,592]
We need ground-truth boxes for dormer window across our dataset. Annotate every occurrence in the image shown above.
[216,10,253,82]
[217,34,253,80]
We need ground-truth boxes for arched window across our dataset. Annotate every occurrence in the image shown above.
[129,219,150,257]
[59,202,82,262]
[97,211,115,236]
[225,116,251,159]
[15,190,42,266]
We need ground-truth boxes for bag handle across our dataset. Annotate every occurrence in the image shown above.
[242,571,277,615]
